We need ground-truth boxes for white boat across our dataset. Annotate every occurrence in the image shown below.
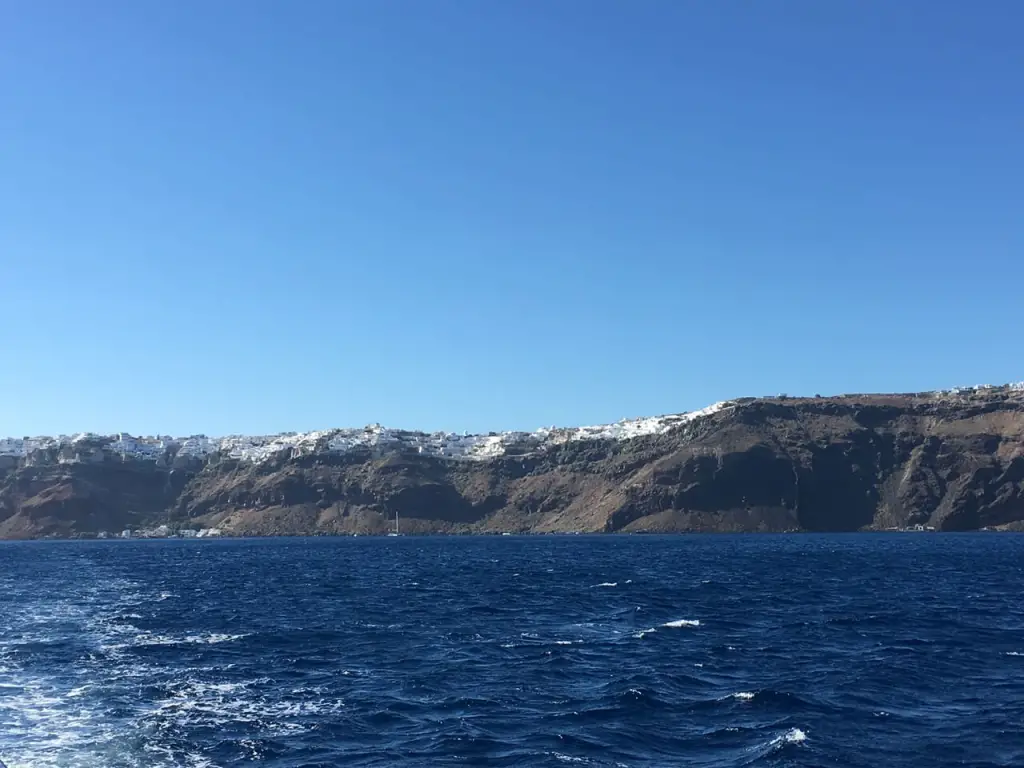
[387,511,401,537]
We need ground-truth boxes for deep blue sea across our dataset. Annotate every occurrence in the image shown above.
[2,535,1024,767]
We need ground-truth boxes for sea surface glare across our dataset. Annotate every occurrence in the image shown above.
[1,535,1023,767]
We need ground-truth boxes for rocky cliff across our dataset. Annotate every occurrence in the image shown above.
[2,386,1023,538]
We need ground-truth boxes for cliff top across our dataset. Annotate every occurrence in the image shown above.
[2,383,1022,466]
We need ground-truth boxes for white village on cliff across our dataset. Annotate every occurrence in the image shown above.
[2,383,1021,467]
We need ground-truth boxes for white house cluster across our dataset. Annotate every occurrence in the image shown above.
[0,402,730,465]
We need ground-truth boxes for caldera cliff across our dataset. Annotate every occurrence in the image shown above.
[2,385,1023,538]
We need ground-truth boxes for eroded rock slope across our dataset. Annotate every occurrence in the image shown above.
[2,387,1022,537]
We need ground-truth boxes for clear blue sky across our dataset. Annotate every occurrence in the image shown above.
[1,1,1021,437]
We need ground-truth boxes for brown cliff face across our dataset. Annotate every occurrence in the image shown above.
[2,388,1023,538]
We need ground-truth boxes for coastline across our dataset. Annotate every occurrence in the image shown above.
[3,386,1023,539]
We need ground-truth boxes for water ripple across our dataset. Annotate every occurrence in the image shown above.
[1,534,1023,766]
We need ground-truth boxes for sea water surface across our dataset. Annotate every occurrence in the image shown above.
[1,534,1023,767]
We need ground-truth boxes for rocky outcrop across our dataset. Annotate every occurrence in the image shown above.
[2,387,1023,538]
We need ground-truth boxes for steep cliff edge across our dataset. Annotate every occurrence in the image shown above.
[2,387,1023,538]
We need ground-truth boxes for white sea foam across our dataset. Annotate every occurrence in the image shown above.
[103,632,249,651]
[0,573,273,768]
[177,633,249,645]
[633,628,657,639]
[1005,651,1024,656]
[141,675,343,738]
[0,580,157,766]
[765,728,807,748]
[730,691,756,701]
[662,619,701,628]
[0,654,211,768]
[783,728,807,743]
[592,582,618,588]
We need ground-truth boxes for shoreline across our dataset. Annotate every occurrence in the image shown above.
[2,528,1017,543]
